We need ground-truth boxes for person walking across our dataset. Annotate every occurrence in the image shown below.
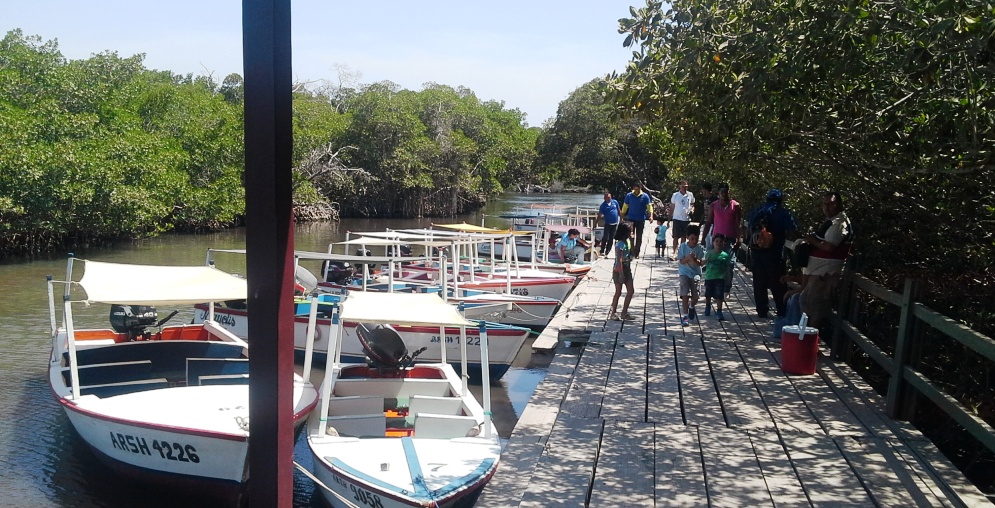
[621,181,653,258]
[746,189,798,318]
[701,184,742,293]
[608,223,636,321]
[702,234,732,320]
[597,192,621,256]
[677,224,705,326]
[668,181,695,260]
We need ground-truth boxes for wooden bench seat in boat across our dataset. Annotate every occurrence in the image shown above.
[332,378,452,399]
[412,413,479,439]
[327,395,385,416]
[67,341,246,381]
[61,360,153,387]
[326,414,387,438]
[78,378,170,398]
[185,358,249,386]
[408,395,464,416]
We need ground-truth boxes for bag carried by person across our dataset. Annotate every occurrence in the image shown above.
[749,205,775,249]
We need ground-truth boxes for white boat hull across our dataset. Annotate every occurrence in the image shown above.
[308,363,500,508]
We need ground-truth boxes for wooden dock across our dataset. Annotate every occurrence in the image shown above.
[479,242,990,507]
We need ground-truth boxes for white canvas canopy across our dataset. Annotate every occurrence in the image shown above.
[339,291,474,328]
[78,260,247,306]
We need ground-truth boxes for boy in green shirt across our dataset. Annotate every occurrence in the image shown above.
[703,234,732,320]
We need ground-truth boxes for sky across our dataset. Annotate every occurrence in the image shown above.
[4,1,640,126]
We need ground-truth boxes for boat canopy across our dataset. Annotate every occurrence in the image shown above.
[78,260,247,306]
[340,291,475,328]
[335,236,473,249]
[544,224,592,234]
[432,222,510,234]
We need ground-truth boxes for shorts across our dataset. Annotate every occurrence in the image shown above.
[655,239,666,248]
[704,279,725,299]
[679,275,699,299]
[801,272,841,324]
[613,263,633,284]
[672,220,690,239]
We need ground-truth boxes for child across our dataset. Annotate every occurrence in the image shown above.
[702,234,732,320]
[677,224,705,326]
[654,218,668,258]
[608,223,635,321]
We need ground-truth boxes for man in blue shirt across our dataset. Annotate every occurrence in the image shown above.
[556,228,590,263]
[597,192,621,256]
[746,189,798,318]
[621,181,653,258]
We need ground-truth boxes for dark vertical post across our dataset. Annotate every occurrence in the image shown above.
[243,1,294,506]
[887,279,920,420]
[830,269,852,359]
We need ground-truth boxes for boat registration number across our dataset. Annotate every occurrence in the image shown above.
[331,473,384,508]
[110,432,200,463]
[430,335,481,346]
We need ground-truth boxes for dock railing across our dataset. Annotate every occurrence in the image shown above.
[831,271,995,456]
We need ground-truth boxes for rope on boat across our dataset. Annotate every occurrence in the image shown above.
[293,460,363,508]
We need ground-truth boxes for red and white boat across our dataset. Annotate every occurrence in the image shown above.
[47,259,319,504]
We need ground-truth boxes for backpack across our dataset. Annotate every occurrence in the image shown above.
[749,205,775,249]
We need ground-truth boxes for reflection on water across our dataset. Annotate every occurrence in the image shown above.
[0,193,596,507]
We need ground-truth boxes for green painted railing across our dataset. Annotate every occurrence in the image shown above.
[831,273,995,455]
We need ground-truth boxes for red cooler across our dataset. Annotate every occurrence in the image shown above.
[780,325,820,375]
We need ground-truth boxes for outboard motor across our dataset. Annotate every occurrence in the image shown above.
[356,323,426,372]
[321,260,354,285]
[109,305,157,341]
[354,249,377,276]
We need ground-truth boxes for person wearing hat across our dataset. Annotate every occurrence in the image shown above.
[746,189,798,318]
[621,181,653,258]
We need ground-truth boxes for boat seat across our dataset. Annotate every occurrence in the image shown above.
[186,358,249,386]
[413,413,479,439]
[326,414,386,438]
[333,378,452,398]
[198,374,250,386]
[327,395,385,416]
[78,378,170,398]
[408,395,463,416]
[62,360,153,387]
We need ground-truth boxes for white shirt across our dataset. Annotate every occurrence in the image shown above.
[670,191,695,221]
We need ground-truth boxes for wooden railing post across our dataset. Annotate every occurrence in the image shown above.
[887,279,921,420]
[831,268,854,360]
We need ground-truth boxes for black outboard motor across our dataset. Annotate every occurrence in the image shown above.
[109,305,157,341]
[321,260,354,285]
[356,323,426,372]
[354,249,377,275]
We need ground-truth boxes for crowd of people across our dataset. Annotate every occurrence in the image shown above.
[593,180,854,333]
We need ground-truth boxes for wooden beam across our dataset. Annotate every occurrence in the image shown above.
[242,1,295,506]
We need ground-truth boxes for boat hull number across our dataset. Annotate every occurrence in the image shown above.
[331,473,384,508]
[110,432,200,463]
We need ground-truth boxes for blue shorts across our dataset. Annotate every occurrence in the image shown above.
[704,279,724,299]
[655,239,666,248]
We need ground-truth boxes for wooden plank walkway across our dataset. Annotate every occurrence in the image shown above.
[479,232,991,507]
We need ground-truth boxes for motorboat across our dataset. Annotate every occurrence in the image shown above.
[46,258,319,504]
[305,291,501,508]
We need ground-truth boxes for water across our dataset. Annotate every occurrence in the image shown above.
[0,193,598,507]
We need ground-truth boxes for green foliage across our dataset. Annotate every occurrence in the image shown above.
[536,79,668,193]
[606,0,994,287]
[0,29,543,253]
[0,30,244,254]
